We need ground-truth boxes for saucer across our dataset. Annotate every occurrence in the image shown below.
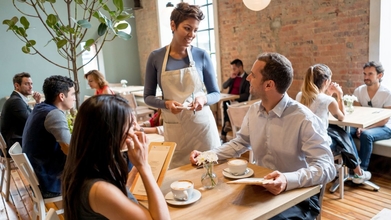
[165,189,201,205]
[222,168,254,179]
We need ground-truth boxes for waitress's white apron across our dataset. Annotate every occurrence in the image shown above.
[160,45,220,169]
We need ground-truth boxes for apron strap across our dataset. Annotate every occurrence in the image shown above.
[162,45,195,72]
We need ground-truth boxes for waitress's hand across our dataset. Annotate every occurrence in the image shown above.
[165,100,183,114]
[189,95,207,112]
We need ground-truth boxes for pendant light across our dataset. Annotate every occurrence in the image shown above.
[243,0,271,11]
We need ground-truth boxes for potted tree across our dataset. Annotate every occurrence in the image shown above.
[2,0,132,108]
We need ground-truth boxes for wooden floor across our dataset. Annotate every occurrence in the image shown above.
[0,162,390,219]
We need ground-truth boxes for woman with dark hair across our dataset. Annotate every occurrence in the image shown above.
[62,95,169,219]
[296,64,371,183]
[144,2,220,168]
[85,70,114,95]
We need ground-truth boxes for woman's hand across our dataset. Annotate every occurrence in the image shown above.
[327,82,343,97]
[126,131,149,168]
[189,95,207,112]
[165,100,183,114]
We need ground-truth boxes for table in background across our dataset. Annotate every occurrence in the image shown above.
[217,93,240,126]
[146,133,164,142]
[111,86,144,94]
[328,106,391,193]
[145,163,320,220]
[328,106,391,131]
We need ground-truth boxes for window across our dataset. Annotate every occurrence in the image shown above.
[369,0,391,90]
[158,0,221,86]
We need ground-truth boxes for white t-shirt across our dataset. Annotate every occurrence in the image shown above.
[296,92,334,145]
[353,84,391,128]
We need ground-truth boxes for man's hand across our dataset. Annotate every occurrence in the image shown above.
[189,150,202,165]
[356,128,364,138]
[32,92,41,103]
[262,171,287,195]
[230,72,238,79]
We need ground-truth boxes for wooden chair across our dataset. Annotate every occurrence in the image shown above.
[120,93,154,122]
[9,143,63,220]
[45,208,61,220]
[0,133,17,201]
[227,104,254,164]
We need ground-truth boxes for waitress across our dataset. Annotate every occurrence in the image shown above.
[144,2,220,169]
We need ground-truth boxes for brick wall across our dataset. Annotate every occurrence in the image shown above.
[135,0,369,98]
[217,0,369,98]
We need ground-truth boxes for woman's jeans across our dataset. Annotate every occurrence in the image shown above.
[350,126,391,170]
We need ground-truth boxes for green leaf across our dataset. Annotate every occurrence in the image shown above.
[46,14,57,27]
[56,39,67,49]
[97,23,107,36]
[75,0,83,4]
[102,4,110,12]
[26,40,36,47]
[116,14,131,21]
[116,23,128,30]
[46,0,56,3]
[113,0,124,11]
[77,19,91,28]
[116,31,131,40]
[20,16,30,29]
[16,27,27,37]
[3,17,19,30]
[83,39,95,51]
[22,46,30,53]
[16,0,27,2]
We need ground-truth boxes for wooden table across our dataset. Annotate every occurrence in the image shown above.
[328,106,391,130]
[218,93,240,126]
[111,86,144,94]
[149,163,320,220]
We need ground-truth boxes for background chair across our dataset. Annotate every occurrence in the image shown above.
[0,133,17,202]
[121,93,154,122]
[227,103,254,164]
[9,143,63,220]
[45,208,61,220]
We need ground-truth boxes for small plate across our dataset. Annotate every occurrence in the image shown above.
[165,189,201,205]
[222,168,254,179]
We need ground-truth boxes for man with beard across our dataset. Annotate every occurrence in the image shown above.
[1,72,41,156]
[350,61,391,183]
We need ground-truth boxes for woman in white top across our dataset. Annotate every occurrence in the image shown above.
[296,64,371,183]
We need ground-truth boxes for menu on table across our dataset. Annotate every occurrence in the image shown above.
[130,142,176,200]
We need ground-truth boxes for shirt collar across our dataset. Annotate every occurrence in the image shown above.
[259,93,289,117]
[14,90,29,104]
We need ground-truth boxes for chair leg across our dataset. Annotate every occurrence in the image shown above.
[363,180,380,191]
[0,165,5,196]
[5,165,11,202]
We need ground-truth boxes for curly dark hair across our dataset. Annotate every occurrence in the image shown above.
[170,2,205,28]
[42,75,74,104]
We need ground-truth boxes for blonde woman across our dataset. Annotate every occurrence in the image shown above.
[296,64,371,184]
[85,70,114,95]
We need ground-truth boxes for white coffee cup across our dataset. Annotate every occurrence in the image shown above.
[170,180,194,201]
[228,159,248,175]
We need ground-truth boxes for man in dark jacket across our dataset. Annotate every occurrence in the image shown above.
[221,59,250,142]
[1,72,41,156]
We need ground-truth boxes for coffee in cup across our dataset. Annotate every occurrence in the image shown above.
[228,159,248,175]
[170,180,194,201]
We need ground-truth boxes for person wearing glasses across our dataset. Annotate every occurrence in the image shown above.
[350,61,391,182]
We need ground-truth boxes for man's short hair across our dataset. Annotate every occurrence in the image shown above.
[13,72,31,85]
[257,52,293,94]
[43,75,74,104]
[230,59,243,67]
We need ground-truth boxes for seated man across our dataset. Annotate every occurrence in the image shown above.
[1,72,41,156]
[350,61,391,182]
[22,75,75,198]
[221,59,250,142]
[190,52,336,220]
